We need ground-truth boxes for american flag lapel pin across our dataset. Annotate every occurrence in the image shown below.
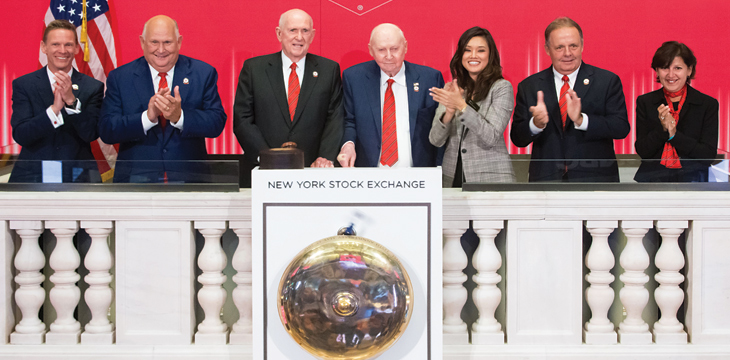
[72,84,79,90]
[313,71,319,78]
[414,82,419,92]
[183,78,190,85]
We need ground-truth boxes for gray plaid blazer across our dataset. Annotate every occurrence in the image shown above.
[429,79,515,186]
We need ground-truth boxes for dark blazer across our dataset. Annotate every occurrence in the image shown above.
[99,55,226,183]
[511,63,630,182]
[342,60,444,167]
[233,52,343,166]
[10,67,104,183]
[634,85,718,182]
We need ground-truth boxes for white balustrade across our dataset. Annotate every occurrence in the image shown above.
[45,221,81,344]
[194,221,229,344]
[80,221,114,344]
[9,221,46,344]
[618,221,652,344]
[443,221,469,345]
[653,220,688,344]
[584,221,618,344]
[471,221,504,344]
[229,224,253,344]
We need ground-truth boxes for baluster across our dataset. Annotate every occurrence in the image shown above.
[618,221,652,344]
[230,225,252,344]
[194,221,229,344]
[10,221,46,344]
[471,221,504,344]
[443,221,469,345]
[46,221,81,344]
[80,221,114,344]
[584,221,618,344]
[653,221,688,344]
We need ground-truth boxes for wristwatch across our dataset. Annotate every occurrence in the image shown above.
[65,98,79,110]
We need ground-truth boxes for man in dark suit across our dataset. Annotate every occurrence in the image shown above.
[337,23,444,168]
[99,15,226,183]
[233,8,343,170]
[511,17,630,182]
[10,20,104,183]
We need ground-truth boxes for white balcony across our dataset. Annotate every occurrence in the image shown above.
[0,187,729,359]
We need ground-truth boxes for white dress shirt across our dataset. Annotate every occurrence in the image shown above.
[282,52,305,94]
[378,65,412,168]
[141,64,185,134]
[529,64,589,134]
[45,67,81,128]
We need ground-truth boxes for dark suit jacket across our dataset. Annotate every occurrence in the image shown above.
[511,63,630,182]
[10,67,104,183]
[99,55,226,183]
[342,60,444,167]
[634,85,718,182]
[233,52,343,166]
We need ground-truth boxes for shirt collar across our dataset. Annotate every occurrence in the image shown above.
[380,63,406,87]
[46,66,74,85]
[552,63,581,84]
[282,52,306,71]
[148,64,176,82]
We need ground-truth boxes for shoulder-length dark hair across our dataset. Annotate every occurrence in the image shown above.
[450,27,503,102]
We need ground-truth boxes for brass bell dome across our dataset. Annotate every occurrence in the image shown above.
[277,234,414,359]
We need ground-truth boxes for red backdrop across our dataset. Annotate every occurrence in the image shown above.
[2,0,729,155]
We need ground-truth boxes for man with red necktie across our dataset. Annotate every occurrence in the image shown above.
[99,15,226,183]
[511,17,630,182]
[233,8,343,174]
[337,23,445,168]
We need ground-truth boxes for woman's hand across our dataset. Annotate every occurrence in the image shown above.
[657,104,677,137]
[430,79,467,112]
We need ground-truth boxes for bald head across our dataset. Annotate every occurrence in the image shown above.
[142,15,180,39]
[368,23,408,77]
[140,15,182,73]
[276,9,315,63]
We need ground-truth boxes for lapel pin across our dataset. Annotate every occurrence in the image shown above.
[183,78,189,84]
[313,71,319,78]
[414,82,420,92]
[72,84,79,90]
[583,79,589,85]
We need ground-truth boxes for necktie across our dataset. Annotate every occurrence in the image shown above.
[380,79,398,167]
[558,75,570,128]
[287,63,300,121]
[158,72,168,129]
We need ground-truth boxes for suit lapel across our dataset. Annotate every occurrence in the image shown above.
[404,62,420,142]
[36,67,54,107]
[70,69,83,100]
[365,62,383,138]
[160,56,191,145]
[265,53,291,128]
[294,54,318,124]
[133,58,159,140]
[573,64,593,103]
[541,68,561,133]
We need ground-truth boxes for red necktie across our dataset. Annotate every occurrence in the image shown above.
[558,75,570,128]
[158,72,168,129]
[287,63,300,121]
[380,79,398,167]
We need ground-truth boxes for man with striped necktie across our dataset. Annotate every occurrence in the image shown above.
[510,17,630,182]
[337,23,444,168]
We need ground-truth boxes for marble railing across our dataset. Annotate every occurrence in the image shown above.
[0,189,729,359]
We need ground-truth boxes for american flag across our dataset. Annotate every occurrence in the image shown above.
[41,0,118,182]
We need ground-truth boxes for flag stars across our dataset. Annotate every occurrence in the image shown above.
[93,4,101,11]
[69,8,76,16]
[57,4,65,12]
[71,0,78,3]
